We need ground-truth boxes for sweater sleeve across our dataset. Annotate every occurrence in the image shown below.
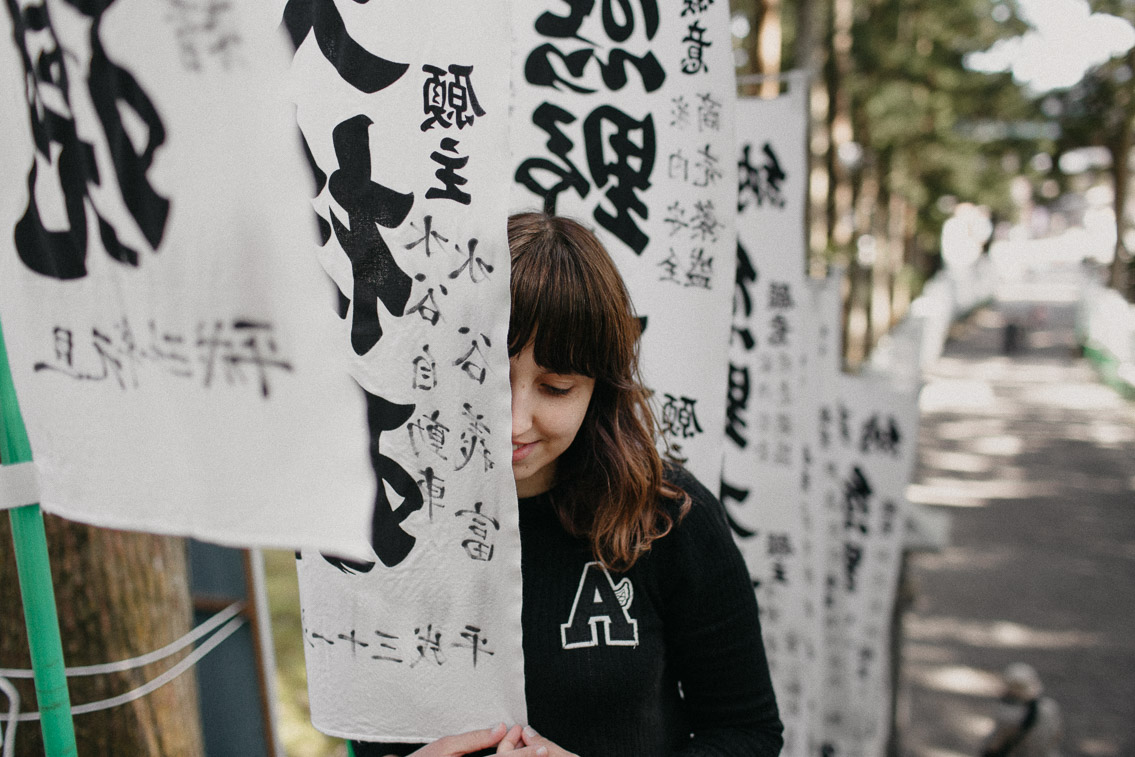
[660,469,783,757]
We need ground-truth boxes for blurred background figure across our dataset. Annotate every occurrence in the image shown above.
[980,663,1063,757]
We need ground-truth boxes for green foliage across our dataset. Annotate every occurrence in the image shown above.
[845,0,1043,255]
[736,0,1051,274]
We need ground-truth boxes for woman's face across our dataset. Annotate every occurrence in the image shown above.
[509,344,595,498]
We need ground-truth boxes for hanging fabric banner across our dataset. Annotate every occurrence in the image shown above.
[725,77,823,757]
[815,373,918,757]
[281,0,526,740]
[0,0,375,554]
[509,0,738,484]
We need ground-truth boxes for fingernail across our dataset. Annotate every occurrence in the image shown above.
[536,749,548,756]
[523,725,539,740]
[492,721,506,734]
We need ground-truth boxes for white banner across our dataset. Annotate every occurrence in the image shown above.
[0,0,374,554]
[725,79,821,757]
[815,373,917,757]
[282,0,526,740]
[509,0,738,485]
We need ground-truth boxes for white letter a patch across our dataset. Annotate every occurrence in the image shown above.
[560,562,639,649]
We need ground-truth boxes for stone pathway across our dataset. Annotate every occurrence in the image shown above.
[896,273,1135,757]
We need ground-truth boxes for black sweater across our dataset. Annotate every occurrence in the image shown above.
[355,467,783,757]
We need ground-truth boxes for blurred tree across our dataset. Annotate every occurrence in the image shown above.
[0,518,204,756]
[732,0,1045,361]
[1054,0,1135,300]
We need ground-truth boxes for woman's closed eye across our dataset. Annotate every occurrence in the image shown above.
[541,383,573,396]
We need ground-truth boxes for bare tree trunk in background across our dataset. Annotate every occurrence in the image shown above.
[793,0,817,73]
[829,0,855,251]
[754,0,782,98]
[888,189,913,322]
[795,0,831,277]
[1108,123,1131,300]
[0,517,204,756]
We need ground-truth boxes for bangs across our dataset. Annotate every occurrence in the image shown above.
[508,216,636,381]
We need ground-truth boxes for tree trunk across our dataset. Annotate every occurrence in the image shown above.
[829,0,856,250]
[1108,126,1132,300]
[1,517,204,756]
[753,0,783,98]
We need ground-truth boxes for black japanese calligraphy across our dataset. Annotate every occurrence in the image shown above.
[515,103,591,215]
[427,138,472,205]
[859,414,901,456]
[165,0,244,71]
[842,466,872,535]
[660,393,702,438]
[584,106,655,254]
[534,0,659,42]
[731,242,757,350]
[324,393,427,571]
[33,317,293,396]
[725,363,750,448]
[421,64,485,131]
[719,478,756,539]
[456,501,499,561]
[327,115,415,356]
[9,0,169,280]
[282,0,408,93]
[738,142,787,211]
[525,43,665,94]
[366,393,425,567]
[680,21,711,74]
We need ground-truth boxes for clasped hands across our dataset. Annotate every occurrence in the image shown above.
[398,722,578,757]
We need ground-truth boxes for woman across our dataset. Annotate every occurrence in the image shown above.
[354,213,783,757]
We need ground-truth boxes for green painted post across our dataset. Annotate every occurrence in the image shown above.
[0,317,78,756]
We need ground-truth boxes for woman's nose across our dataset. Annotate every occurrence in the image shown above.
[510,383,532,436]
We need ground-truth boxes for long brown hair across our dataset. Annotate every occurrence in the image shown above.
[507,212,690,571]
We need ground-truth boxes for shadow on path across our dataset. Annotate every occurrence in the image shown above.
[896,280,1135,757]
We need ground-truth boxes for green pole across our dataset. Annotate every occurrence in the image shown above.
[0,316,78,756]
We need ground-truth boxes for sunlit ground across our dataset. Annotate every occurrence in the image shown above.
[897,269,1135,757]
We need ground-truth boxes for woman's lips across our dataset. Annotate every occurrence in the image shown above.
[512,442,535,463]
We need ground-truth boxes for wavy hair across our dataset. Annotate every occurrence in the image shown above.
[508,212,690,571]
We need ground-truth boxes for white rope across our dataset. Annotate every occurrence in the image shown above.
[0,610,245,722]
[0,676,19,757]
[0,601,244,678]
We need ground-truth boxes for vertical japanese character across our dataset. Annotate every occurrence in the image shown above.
[515,103,591,214]
[427,138,472,205]
[456,501,500,561]
[720,478,756,539]
[366,394,426,567]
[405,215,450,257]
[680,21,712,74]
[327,115,415,356]
[420,63,486,131]
[738,143,787,210]
[452,625,495,667]
[583,106,655,254]
[10,0,170,279]
[281,0,408,93]
[725,363,750,448]
[660,393,703,438]
[448,239,493,283]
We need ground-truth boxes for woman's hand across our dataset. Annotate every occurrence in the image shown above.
[517,726,579,757]
[400,723,549,757]
[495,724,526,753]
